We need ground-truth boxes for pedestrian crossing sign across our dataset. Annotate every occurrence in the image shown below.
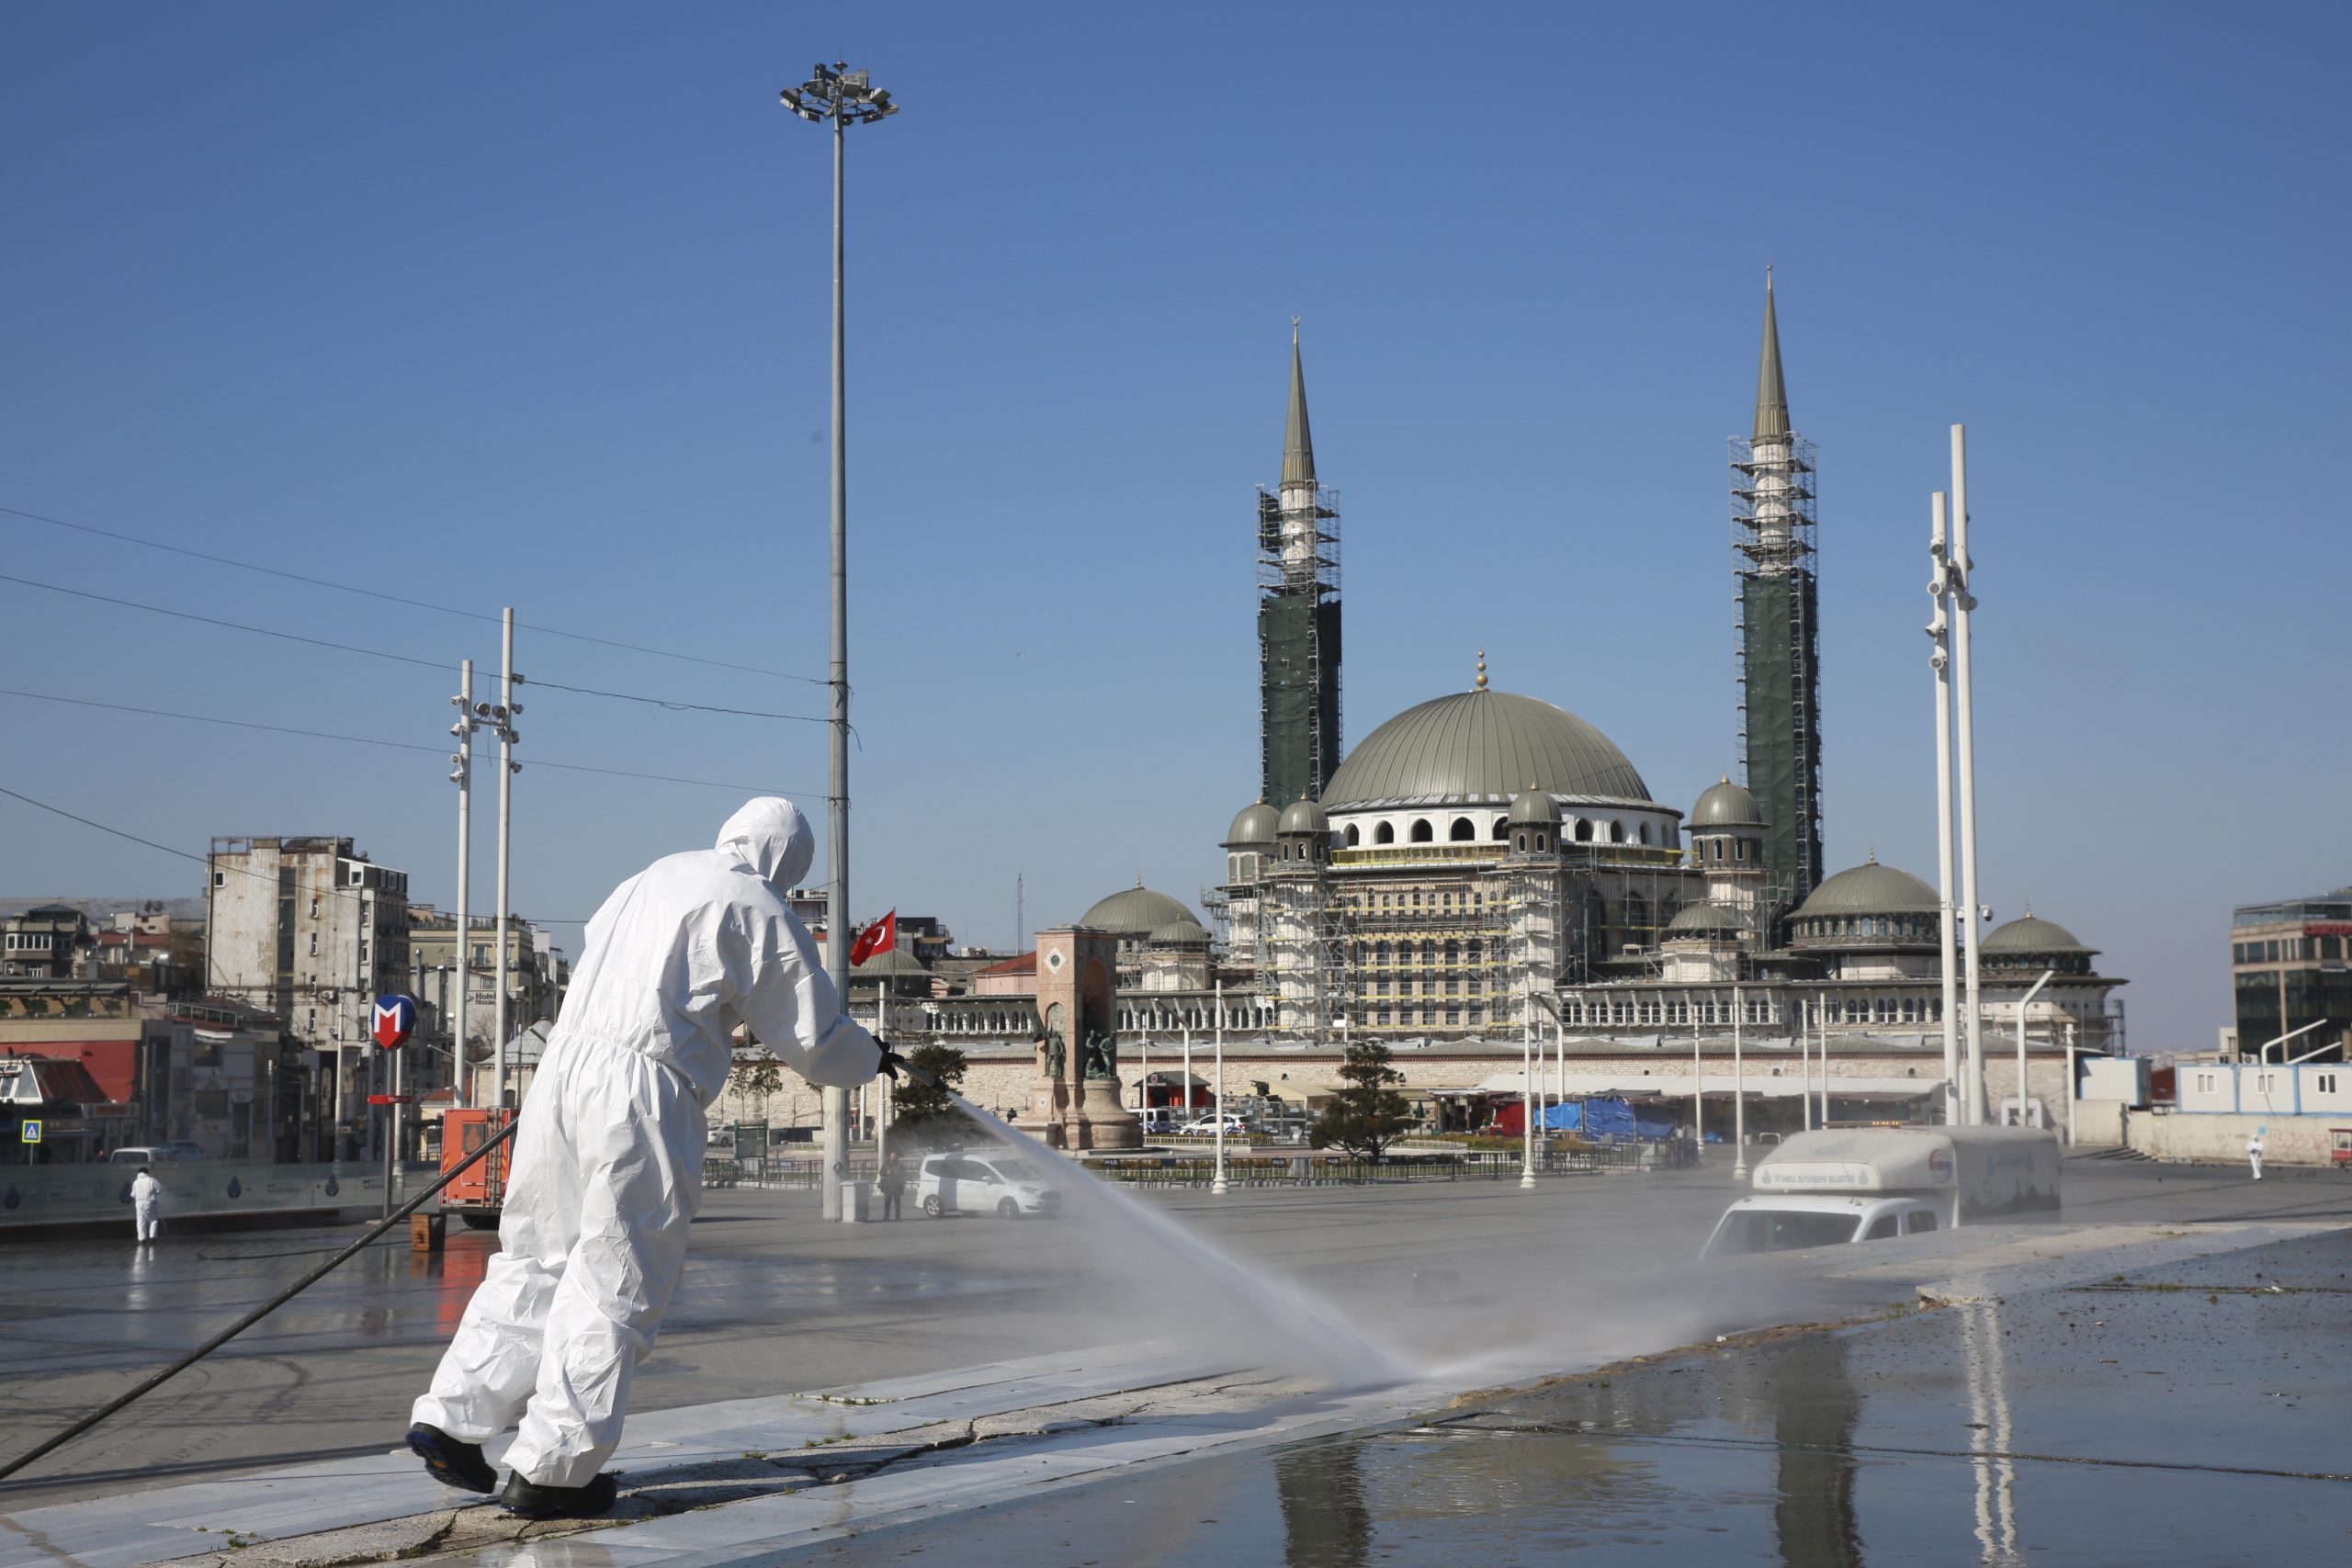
[20,1120,41,1145]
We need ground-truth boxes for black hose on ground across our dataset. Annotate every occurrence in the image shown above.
[0,1117,520,1487]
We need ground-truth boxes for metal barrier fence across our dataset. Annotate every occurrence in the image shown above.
[699,1140,1695,1192]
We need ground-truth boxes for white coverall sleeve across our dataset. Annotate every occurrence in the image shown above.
[723,909,881,1091]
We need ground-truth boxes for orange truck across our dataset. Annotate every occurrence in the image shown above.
[438,1107,515,1230]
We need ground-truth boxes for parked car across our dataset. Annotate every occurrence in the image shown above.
[914,1153,1059,1218]
[107,1145,206,1165]
[1135,1108,1174,1136]
[1178,1114,1250,1137]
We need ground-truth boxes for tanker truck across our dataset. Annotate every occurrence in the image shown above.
[1701,1125,2061,1259]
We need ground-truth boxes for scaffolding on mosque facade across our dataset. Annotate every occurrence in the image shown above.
[1257,481,1341,812]
[1731,432,1825,916]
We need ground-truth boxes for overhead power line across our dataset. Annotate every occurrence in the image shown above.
[0,687,816,797]
[0,502,827,685]
[0,572,829,723]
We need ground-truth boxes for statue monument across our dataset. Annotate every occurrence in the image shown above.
[1015,926,1140,1150]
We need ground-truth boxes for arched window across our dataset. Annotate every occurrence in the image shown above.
[1574,819,1593,842]
[1535,833,1549,851]
[1375,820,1396,845]
[1344,823,1361,847]
[1450,817,1476,841]
[1515,833,1527,852]
[1492,818,1510,840]
[1410,818,1434,842]
[1626,892,1650,937]
[1637,822,1652,845]
[1609,820,1625,843]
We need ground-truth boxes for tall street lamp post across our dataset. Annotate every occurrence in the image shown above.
[782,62,899,1223]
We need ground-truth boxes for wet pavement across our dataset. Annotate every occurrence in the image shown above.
[2,1156,2346,1560]
[825,1228,2352,1566]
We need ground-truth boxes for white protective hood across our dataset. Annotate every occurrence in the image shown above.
[715,796,815,895]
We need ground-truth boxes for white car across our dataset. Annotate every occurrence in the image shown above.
[914,1153,1059,1218]
[1178,1114,1250,1137]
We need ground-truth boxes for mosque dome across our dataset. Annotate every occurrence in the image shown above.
[1983,913,2092,956]
[1321,688,1652,809]
[1279,798,1331,835]
[1690,777,1763,829]
[1225,800,1279,847]
[1147,918,1213,948]
[1666,903,1747,938]
[1792,856,1940,920]
[1080,885,1202,938]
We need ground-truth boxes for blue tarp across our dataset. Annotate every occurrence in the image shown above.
[1536,1098,1681,1142]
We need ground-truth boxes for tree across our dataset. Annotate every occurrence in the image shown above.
[727,1050,785,1119]
[1309,1039,1415,1163]
[889,1043,974,1146]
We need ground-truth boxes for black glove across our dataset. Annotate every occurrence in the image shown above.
[876,1040,907,1082]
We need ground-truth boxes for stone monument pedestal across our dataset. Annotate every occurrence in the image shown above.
[1067,1076,1142,1151]
[1023,926,1143,1153]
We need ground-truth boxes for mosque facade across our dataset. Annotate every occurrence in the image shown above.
[879,282,2124,1130]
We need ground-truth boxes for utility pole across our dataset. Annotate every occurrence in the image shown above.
[1928,494,1962,1126]
[782,62,898,1223]
[1731,984,1748,1180]
[488,611,521,1111]
[1949,429,1985,1123]
[449,661,475,1109]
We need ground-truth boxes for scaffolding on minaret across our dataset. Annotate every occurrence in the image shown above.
[1730,271,1825,923]
[1258,325,1342,813]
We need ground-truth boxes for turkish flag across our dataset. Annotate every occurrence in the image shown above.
[851,909,898,966]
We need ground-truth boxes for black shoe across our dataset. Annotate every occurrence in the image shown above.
[406,1422,497,1494]
[498,1470,618,1520]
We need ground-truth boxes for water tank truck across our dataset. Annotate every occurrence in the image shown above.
[1702,1126,2060,1258]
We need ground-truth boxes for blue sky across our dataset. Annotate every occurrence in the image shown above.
[3,3,2346,1051]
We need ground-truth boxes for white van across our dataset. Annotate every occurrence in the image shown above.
[914,1153,1059,1218]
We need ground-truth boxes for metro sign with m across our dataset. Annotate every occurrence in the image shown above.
[372,995,417,1051]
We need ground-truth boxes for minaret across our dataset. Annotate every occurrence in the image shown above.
[1257,322,1342,810]
[1732,270,1825,919]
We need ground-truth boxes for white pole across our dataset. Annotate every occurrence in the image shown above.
[1689,990,1703,1157]
[1951,427,1986,1124]
[1139,1033,1149,1125]
[492,610,514,1111]
[1182,1023,1193,1138]
[1212,1031,1227,1192]
[2064,1031,2077,1147]
[2015,969,2054,1126]
[1732,983,1748,1179]
[1800,1000,1813,1133]
[1929,491,1962,1126]
[452,660,473,1110]
[1520,975,1536,1189]
[1817,993,1829,1127]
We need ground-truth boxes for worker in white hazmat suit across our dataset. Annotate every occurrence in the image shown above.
[406,798,898,1519]
[130,1167,163,1245]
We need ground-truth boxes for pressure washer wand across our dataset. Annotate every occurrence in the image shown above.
[0,1118,522,1488]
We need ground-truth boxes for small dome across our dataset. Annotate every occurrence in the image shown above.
[1667,903,1747,938]
[1793,856,1941,919]
[1279,798,1330,835]
[1225,799,1278,847]
[1147,918,1213,948]
[1080,885,1203,937]
[1983,912,2092,955]
[852,945,932,977]
[1690,776,1762,829]
[1509,785,1561,824]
